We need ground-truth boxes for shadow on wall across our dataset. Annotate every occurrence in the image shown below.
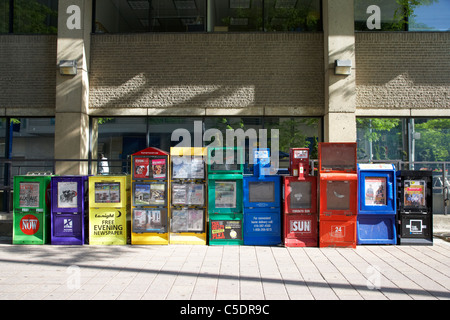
[88,33,325,112]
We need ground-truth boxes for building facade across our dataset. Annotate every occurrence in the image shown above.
[0,0,449,177]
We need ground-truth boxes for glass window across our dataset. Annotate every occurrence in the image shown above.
[264,0,321,32]
[94,0,321,33]
[355,0,450,31]
[211,0,263,32]
[265,117,321,171]
[11,117,55,174]
[357,118,406,161]
[97,117,147,174]
[0,0,10,33]
[95,116,321,174]
[414,118,450,163]
[7,0,58,34]
[409,1,450,31]
[95,0,207,33]
[355,0,403,31]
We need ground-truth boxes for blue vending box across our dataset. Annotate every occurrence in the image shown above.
[51,176,88,245]
[357,164,396,245]
[243,149,282,246]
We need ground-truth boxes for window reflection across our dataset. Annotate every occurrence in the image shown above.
[96,116,322,174]
[355,0,450,31]
[1,0,58,34]
[95,0,322,33]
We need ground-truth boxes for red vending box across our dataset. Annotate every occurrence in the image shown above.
[283,148,318,247]
[318,143,358,248]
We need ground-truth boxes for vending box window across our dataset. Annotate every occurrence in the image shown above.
[51,176,88,245]
[13,175,53,245]
[131,147,170,245]
[243,148,282,246]
[397,170,433,245]
[357,164,397,245]
[170,147,208,245]
[207,146,244,174]
[283,148,318,247]
[88,175,130,245]
[319,143,358,248]
[208,178,243,214]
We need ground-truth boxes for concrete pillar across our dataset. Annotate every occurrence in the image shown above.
[54,0,92,175]
[323,0,356,142]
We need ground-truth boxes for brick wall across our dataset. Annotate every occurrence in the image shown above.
[0,35,57,114]
[355,32,450,111]
[89,33,324,116]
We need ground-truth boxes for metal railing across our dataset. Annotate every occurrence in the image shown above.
[0,158,132,213]
[0,158,448,215]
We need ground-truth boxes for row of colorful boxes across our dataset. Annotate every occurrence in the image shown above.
[11,144,434,246]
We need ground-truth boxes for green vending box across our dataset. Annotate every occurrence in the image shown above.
[207,147,244,245]
[13,175,52,244]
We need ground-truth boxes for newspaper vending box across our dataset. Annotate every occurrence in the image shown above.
[208,147,244,245]
[88,175,130,245]
[170,147,207,245]
[397,170,433,245]
[51,175,88,245]
[243,148,281,246]
[283,148,318,247]
[131,147,169,245]
[13,175,52,244]
[357,164,397,245]
[319,143,358,248]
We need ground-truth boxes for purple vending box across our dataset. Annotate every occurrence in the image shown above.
[51,176,88,245]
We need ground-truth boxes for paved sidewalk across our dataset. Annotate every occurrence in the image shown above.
[0,239,449,301]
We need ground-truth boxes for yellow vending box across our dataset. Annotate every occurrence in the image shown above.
[170,147,207,245]
[131,147,170,245]
[88,175,130,245]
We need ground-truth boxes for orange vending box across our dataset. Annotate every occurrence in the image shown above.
[318,143,358,248]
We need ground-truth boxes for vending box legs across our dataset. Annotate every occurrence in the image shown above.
[13,175,52,245]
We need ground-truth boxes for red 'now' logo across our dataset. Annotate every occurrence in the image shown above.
[20,215,40,235]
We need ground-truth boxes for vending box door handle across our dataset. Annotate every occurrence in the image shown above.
[388,182,393,200]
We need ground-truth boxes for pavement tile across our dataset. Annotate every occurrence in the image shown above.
[0,239,448,302]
